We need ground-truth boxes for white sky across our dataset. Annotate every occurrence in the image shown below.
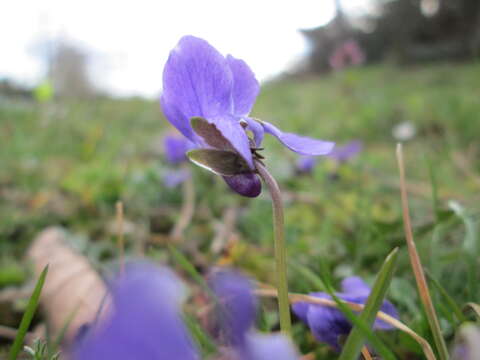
[1,0,368,97]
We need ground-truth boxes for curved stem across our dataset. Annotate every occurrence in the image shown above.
[255,161,292,335]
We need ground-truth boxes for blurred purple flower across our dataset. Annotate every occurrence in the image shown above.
[295,141,362,174]
[295,156,317,174]
[292,276,398,352]
[161,35,334,197]
[210,268,299,360]
[164,135,195,165]
[328,140,363,163]
[73,263,198,360]
[163,134,194,187]
[164,168,191,188]
[329,40,365,71]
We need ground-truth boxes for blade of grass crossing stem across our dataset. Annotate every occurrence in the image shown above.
[449,200,478,299]
[396,143,449,360]
[289,261,326,291]
[425,270,466,323]
[168,245,211,295]
[318,258,397,360]
[425,154,440,221]
[9,265,48,360]
[183,313,217,356]
[338,248,399,360]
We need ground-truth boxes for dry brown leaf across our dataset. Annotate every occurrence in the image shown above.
[27,227,108,345]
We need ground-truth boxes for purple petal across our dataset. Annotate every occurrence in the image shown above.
[73,263,198,360]
[373,299,399,330]
[293,277,399,351]
[162,36,233,135]
[328,141,363,162]
[245,117,264,147]
[164,169,191,188]
[262,121,335,156]
[164,135,195,164]
[305,295,351,351]
[227,55,259,117]
[244,333,299,360]
[223,173,261,198]
[340,276,371,296]
[161,96,198,143]
[291,291,324,323]
[209,268,257,347]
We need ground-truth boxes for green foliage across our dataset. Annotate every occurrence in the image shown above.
[24,339,59,360]
[9,266,48,360]
[339,248,398,360]
[1,64,480,358]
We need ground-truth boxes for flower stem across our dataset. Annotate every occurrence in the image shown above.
[255,161,292,335]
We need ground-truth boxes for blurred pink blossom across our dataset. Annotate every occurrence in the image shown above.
[329,40,365,71]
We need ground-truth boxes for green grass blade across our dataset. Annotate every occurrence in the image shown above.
[183,313,217,357]
[426,270,466,323]
[338,248,399,360]
[168,245,208,290]
[318,255,397,360]
[289,261,326,291]
[167,245,218,301]
[9,265,48,360]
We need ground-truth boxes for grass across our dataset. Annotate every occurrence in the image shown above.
[1,63,480,358]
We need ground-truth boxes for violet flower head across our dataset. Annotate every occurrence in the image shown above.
[163,134,194,188]
[164,134,195,165]
[328,140,363,163]
[210,268,299,360]
[292,276,398,352]
[161,36,334,197]
[73,263,198,360]
[295,140,362,174]
[295,156,317,175]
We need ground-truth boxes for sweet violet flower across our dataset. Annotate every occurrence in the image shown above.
[163,134,195,188]
[328,140,363,163]
[73,263,198,360]
[292,276,398,352]
[295,140,362,174]
[164,134,195,165]
[161,36,334,197]
[210,268,299,360]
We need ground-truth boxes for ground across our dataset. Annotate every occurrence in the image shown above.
[1,63,480,358]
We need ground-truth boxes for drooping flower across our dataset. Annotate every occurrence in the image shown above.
[292,276,398,352]
[73,263,199,360]
[295,140,362,174]
[161,36,334,197]
[163,134,195,188]
[210,268,300,360]
[329,39,365,71]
